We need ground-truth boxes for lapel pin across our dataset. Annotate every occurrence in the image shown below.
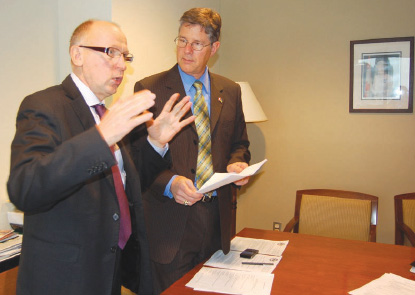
[218,97,223,104]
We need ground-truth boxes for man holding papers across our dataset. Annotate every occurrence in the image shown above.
[130,7,251,294]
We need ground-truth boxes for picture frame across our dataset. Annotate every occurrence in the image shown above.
[349,37,414,113]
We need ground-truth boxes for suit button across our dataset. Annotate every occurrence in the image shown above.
[193,140,197,145]
[191,169,195,174]
[110,246,117,253]
[113,213,119,221]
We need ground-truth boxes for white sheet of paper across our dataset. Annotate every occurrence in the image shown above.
[197,159,267,194]
[7,211,23,226]
[186,267,274,295]
[230,236,289,257]
[204,249,281,273]
[0,234,22,262]
[349,273,415,295]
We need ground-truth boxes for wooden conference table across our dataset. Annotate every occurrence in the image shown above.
[0,255,19,294]
[162,228,415,295]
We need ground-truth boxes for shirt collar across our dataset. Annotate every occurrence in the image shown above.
[178,66,210,95]
[70,73,102,107]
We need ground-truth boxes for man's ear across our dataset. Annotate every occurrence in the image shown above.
[70,45,83,66]
[210,41,220,56]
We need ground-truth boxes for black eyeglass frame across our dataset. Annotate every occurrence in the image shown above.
[174,37,212,51]
[79,45,134,62]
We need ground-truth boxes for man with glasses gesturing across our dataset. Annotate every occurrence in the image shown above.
[131,8,251,294]
[7,20,194,295]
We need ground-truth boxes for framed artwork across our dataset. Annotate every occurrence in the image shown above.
[349,37,414,113]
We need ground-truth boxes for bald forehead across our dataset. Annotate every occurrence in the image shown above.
[70,20,126,48]
[85,21,124,43]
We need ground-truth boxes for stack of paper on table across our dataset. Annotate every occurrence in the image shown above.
[349,273,415,295]
[0,230,18,243]
[186,267,274,295]
[186,236,289,295]
[0,230,22,262]
[230,236,288,257]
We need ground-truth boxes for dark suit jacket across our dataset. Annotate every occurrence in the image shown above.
[7,75,168,295]
[133,65,250,264]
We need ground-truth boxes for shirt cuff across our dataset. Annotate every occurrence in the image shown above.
[147,136,169,157]
[164,175,177,199]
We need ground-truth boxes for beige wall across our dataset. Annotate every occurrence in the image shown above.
[114,0,415,244]
[0,0,111,229]
[111,0,222,102]
[2,0,414,244]
[0,0,58,228]
[219,0,415,244]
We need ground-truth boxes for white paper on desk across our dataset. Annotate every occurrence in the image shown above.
[0,235,22,252]
[204,249,281,273]
[7,211,23,226]
[186,267,274,295]
[349,273,415,295]
[0,234,22,262]
[197,159,267,194]
[231,236,289,257]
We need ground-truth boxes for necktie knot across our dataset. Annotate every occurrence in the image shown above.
[92,104,107,118]
[193,80,203,91]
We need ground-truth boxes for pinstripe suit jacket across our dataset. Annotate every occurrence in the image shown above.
[132,65,250,264]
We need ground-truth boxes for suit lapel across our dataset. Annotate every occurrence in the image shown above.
[62,75,119,199]
[61,75,96,130]
[167,65,198,134]
[168,66,224,134]
[165,65,187,96]
[209,74,224,133]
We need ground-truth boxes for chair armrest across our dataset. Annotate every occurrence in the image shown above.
[283,217,299,232]
[401,223,415,247]
[368,225,376,242]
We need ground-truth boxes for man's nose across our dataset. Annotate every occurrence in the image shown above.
[117,56,127,70]
[184,42,194,53]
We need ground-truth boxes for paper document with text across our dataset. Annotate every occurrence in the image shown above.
[197,159,267,194]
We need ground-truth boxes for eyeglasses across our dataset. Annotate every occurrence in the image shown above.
[79,46,134,62]
[174,37,211,51]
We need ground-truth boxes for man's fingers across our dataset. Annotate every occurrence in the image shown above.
[130,112,154,126]
[234,176,250,186]
[116,90,156,118]
[162,93,180,112]
[179,116,196,128]
[173,95,191,109]
[97,91,157,146]
[175,101,192,118]
[127,96,155,119]
[162,94,192,117]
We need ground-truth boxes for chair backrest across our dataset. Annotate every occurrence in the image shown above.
[394,193,415,246]
[293,189,378,242]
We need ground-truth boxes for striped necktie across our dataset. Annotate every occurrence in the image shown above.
[92,104,132,249]
[193,81,214,201]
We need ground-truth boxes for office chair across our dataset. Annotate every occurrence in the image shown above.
[394,193,415,247]
[283,189,378,242]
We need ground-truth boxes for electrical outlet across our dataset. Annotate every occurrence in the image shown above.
[273,221,282,231]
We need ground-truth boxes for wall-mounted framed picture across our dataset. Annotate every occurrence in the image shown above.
[349,36,414,113]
